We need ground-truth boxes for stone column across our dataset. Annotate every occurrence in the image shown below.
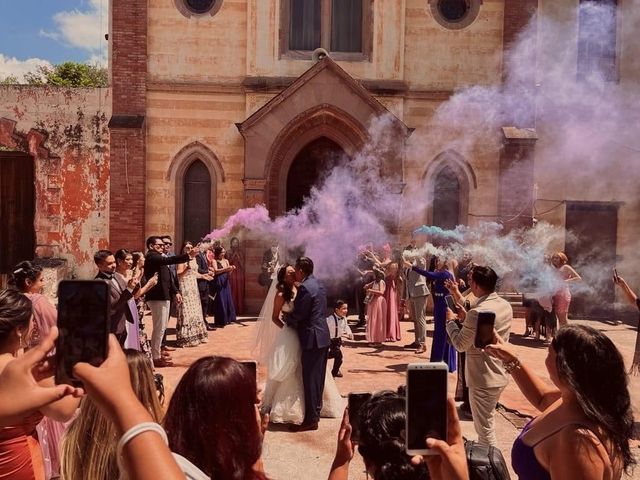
[108,0,147,249]
[498,127,538,231]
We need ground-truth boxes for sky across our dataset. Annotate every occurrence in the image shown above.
[0,0,108,80]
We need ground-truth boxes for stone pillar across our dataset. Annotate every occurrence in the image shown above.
[108,0,147,249]
[498,127,538,231]
[242,178,268,313]
[502,0,538,128]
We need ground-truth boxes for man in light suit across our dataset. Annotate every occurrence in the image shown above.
[446,265,512,446]
[403,237,430,354]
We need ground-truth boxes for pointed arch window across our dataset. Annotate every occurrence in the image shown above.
[183,160,212,244]
[432,166,461,230]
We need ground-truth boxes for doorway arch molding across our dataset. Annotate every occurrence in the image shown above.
[166,141,225,247]
[265,104,369,216]
[421,149,477,227]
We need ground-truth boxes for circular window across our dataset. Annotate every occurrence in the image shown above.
[174,0,223,18]
[185,0,214,14]
[429,0,481,30]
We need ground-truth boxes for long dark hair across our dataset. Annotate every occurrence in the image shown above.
[276,264,294,302]
[164,356,266,480]
[0,290,32,345]
[357,391,428,480]
[553,325,636,473]
[8,261,42,291]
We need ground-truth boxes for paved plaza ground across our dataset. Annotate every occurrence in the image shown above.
[156,311,640,480]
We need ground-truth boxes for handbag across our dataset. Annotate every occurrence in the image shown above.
[464,439,511,480]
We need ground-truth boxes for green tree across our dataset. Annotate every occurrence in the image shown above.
[2,62,108,87]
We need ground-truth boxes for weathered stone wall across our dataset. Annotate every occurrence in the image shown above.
[0,86,111,279]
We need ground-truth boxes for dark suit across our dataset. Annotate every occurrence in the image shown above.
[285,275,330,424]
[144,250,190,359]
[144,251,189,301]
[95,271,136,346]
[196,252,211,322]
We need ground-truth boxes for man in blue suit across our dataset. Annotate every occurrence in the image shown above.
[284,256,330,431]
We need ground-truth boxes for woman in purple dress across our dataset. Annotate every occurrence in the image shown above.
[211,246,237,328]
[404,256,457,372]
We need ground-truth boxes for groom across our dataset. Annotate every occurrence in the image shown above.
[284,256,330,431]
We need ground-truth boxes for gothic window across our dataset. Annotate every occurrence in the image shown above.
[432,167,461,230]
[577,0,617,81]
[429,0,482,30]
[283,0,371,59]
[183,160,212,244]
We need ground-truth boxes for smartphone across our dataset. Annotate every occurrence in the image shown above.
[240,360,257,380]
[348,392,372,443]
[613,268,619,281]
[445,295,457,312]
[55,280,110,387]
[406,363,448,455]
[474,311,496,349]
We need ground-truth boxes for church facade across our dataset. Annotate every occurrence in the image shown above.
[1,0,638,315]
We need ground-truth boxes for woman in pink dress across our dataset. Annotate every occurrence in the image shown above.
[551,251,582,328]
[9,261,66,480]
[365,267,387,346]
[384,262,401,342]
[228,237,245,315]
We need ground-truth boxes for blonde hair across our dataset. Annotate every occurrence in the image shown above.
[552,251,568,266]
[59,351,163,480]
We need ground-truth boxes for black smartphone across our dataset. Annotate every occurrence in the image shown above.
[445,295,457,312]
[240,360,257,380]
[613,268,619,281]
[405,363,448,455]
[55,280,110,386]
[348,392,372,443]
[474,311,496,349]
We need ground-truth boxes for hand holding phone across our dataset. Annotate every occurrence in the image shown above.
[406,363,448,455]
[474,311,496,349]
[348,392,372,443]
[55,280,110,387]
[445,295,457,312]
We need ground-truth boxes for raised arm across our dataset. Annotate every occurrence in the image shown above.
[484,336,560,411]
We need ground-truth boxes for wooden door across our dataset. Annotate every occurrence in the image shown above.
[0,152,36,273]
[564,202,618,319]
[183,160,211,244]
[432,166,461,229]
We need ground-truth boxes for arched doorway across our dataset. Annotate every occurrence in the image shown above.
[285,137,346,212]
[432,166,461,229]
[183,160,212,243]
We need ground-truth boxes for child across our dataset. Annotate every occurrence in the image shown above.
[326,299,353,377]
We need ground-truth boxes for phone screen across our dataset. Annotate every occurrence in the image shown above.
[55,280,110,386]
[474,311,496,349]
[406,365,447,452]
[348,392,372,443]
[445,295,457,312]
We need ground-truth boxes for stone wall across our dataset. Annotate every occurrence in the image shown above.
[0,86,111,279]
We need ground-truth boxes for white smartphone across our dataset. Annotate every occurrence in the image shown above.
[405,362,448,455]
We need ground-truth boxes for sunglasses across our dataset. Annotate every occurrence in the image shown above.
[163,242,172,246]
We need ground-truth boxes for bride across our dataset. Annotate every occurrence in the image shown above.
[253,264,344,424]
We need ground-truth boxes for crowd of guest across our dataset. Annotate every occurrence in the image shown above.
[0,232,637,480]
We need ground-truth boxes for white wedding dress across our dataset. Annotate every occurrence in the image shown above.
[253,282,344,424]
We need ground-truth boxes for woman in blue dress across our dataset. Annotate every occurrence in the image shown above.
[211,245,237,328]
[404,256,457,372]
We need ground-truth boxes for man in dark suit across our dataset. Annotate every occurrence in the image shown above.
[195,241,214,330]
[144,235,195,367]
[284,256,330,431]
[94,249,138,346]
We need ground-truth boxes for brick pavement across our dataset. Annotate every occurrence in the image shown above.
[155,313,640,480]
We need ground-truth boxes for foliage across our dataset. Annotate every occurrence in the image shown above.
[0,62,108,87]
